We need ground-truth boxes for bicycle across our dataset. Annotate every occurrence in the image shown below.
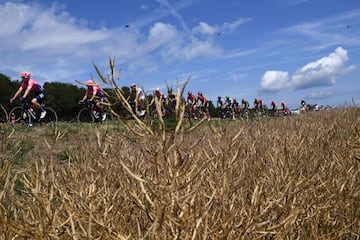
[77,101,112,123]
[8,102,58,127]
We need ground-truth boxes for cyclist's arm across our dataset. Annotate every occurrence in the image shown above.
[89,93,96,102]
[10,88,22,102]
[22,88,31,99]
[80,92,89,103]
[202,98,207,107]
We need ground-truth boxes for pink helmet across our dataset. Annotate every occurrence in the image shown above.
[86,80,94,85]
[21,71,31,79]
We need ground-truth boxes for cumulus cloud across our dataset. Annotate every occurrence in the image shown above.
[261,71,289,91]
[290,47,351,89]
[260,47,355,92]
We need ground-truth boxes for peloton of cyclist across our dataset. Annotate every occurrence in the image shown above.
[197,91,211,121]
[79,79,106,121]
[127,83,146,117]
[187,91,197,119]
[10,71,47,119]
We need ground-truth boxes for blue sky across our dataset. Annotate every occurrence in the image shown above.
[1,0,359,108]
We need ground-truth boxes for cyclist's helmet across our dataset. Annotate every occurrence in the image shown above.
[218,96,221,99]
[86,80,94,85]
[21,71,31,79]
[155,87,160,92]
[188,91,192,95]
[225,96,230,99]
[233,98,237,102]
[130,83,136,88]
[198,91,202,96]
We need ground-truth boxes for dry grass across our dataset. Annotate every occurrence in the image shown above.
[0,60,359,239]
[0,108,359,239]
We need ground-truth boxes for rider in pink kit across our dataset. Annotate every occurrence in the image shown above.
[10,71,47,119]
[79,80,106,121]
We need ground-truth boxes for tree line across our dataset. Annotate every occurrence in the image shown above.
[1,73,217,121]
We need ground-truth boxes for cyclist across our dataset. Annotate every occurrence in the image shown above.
[79,79,106,121]
[224,96,232,118]
[165,87,176,113]
[10,113,15,128]
[231,98,240,120]
[127,83,145,117]
[255,98,265,115]
[10,71,47,119]
[197,91,211,120]
[300,99,307,112]
[216,96,225,118]
[254,98,259,110]
[149,88,166,116]
[186,91,197,119]
[270,100,277,115]
[281,101,290,115]
[241,98,250,118]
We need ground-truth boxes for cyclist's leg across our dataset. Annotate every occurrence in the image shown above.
[95,101,104,113]
[34,92,46,118]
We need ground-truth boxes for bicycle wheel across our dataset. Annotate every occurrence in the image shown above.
[78,108,94,123]
[40,107,58,127]
[8,106,32,127]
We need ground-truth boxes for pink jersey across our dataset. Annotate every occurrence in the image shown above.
[86,85,104,98]
[20,79,43,94]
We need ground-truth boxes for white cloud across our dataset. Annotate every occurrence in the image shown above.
[182,39,222,60]
[261,71,289,91]
[194,22,217,35]
[0,2,108,52]
[0,2,227,83]
[147,22,177,48]
[307,89,337,100]
[290,47,351,89]
[260,47,355,92]
[222,17,251,32]
[193,17,251,37]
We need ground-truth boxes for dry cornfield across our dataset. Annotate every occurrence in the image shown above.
[0,106,359,240]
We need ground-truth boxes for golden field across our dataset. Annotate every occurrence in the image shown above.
[0,107,359,240]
